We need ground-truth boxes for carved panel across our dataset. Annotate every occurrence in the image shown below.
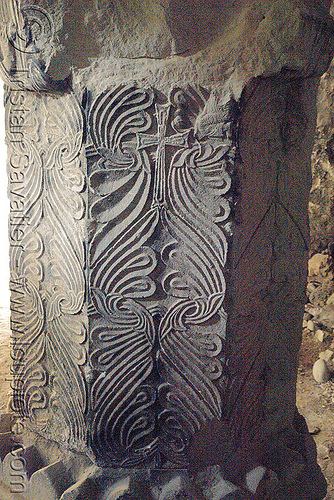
[0,0,70,92]
[87,84,236,466]
[6,89,87,450]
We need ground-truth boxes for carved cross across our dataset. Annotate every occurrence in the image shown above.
[137,103,189,207]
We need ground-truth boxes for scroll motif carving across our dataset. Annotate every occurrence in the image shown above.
[88,84,236,466]
[0,0,70,92]
[6,90,87,449]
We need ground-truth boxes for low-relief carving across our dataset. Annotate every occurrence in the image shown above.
[0,0,70,92]
[87,84,236,466]
[6,90,87,449]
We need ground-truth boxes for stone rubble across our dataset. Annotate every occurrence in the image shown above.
[319,349,334,363]
[313,359,331,384]
[308,251,334,384]
[316,329,330,343]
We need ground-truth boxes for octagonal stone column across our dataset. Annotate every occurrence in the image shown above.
[0,1,333,499]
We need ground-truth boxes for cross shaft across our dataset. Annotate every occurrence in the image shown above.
[137,103,189,207]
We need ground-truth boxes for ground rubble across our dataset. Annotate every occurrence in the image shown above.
[298,249,334,499]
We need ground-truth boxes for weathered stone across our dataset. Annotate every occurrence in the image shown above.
[313,359,331,383]
[307,320,315,332]
[303,311,312,321]
[28,461,74,500]
[2,445,45,494]
[327,292,334,305]
[0,414,16,434]
[308,253,331,277]
[310,63,334,252]
[196,466,241,499]
[0,0,333,499]
[319,349,334,363]
[58,466,100,500]
[305,304,322,316]
[307,275,334,307]
[313,304,334,330]
[0,432,19,462]
[315,329,329,343]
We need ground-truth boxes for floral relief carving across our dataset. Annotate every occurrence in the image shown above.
[87,84,236,466]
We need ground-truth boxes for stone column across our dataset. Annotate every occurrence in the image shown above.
[0,1,333,499]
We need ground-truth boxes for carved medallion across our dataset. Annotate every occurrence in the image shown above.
[87,84,236,466]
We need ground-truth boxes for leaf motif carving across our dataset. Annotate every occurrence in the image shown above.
[88,84,235,466]
[90,290,157,464]
[157,293,225,462]
[89,85,154,153]
[7,90,87,448]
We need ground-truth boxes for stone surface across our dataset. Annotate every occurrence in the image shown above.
[306,251,334,309]
[28,461,74,500]
[196,466,240,499]
[315,329,328,342]
[327,292,334,305]
[227,72,324,447]
[319,349,334,362]
[315,252,332,272]
[307,275,334,307]
[307,320,315,332]
[313,304,334,330]
[310,63,334,252]
[245,466,266,494]
[308,253,331,277]
[1,0,334,499]
[309,0,334,254]
[313,359,331,383]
